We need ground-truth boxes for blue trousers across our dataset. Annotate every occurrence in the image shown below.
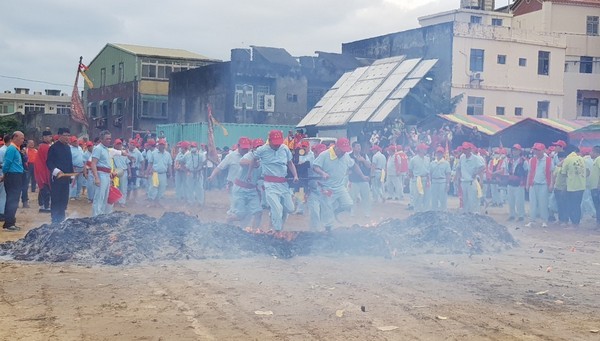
[92,172,111,216]
[148,173,168,201]
[264,182,294,231]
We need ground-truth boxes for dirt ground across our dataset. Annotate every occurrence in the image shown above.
[0,188,599,340]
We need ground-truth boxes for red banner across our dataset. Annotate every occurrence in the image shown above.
[70,69,89,127]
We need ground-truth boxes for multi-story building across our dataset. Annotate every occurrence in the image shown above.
[512,0,600,118]
[84,43,218,138]
[342,0,599,121]
[342,0,571,120]
[0,88,71,116]
[168,46,365,125]
[0,88,81,139]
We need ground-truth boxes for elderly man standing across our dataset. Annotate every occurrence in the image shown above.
[456,142,485,214]
[146,139,172,207]
[1,131,25,230]
[244,130,298,231]
[313,138,368,231]
[526,143,553,228]
[409,143,431,212]
[90,130,114,216]
[47,128,74,223]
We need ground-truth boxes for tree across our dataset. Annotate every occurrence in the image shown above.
[0,116,24,136]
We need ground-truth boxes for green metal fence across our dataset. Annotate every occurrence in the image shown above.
[157,123,297,148]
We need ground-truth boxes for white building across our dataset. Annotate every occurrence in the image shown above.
[341,0,600,121]
[512,0,600,118]
[0,88,71,116]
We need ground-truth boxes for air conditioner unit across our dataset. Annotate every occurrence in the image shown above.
[264,95,275,112]
[473,73,481,80]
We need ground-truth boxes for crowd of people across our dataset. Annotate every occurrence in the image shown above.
[0,126,599,232]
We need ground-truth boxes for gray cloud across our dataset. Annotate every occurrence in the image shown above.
[0,0,457,92]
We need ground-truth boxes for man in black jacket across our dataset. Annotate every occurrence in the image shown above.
[47,128,74,223]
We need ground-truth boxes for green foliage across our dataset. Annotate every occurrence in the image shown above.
[0,116,24,137]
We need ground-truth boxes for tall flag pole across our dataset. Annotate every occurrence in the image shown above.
[70,56,89,127]
[206,104,220,164]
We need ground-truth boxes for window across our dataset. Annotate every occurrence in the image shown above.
[538,51,550,75]
[140,59,203,80]
[467,96,484,115]
[56,104,70,115]
[234,84,254,109]
[287,93,298,102]
[0,102,14,114]
[497,55,506,65]
[582,98,599,117]
[515,107,523,116]
[100,68,106,87]
[111,65,115,75]
[537,101,549,118]
[142,64,156,78]
[580,56,593,74]
[141,100,168,118]
[470,16,482,24]
[255,85,270,111]
[492,18,503,26]
[470,49,484,72]
[118,62,124,83]
[24,103,45,114]
[496,106,505,116]
[519,58,527,67]
[587,16,599,36]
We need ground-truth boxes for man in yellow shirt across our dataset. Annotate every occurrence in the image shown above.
[560,148,586,226]
[589,146,600,228]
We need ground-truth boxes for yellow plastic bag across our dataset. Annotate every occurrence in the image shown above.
[416,176,424,195]
[152,172,160,187]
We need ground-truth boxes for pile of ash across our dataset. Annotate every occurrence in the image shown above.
[375,211,518,255]
[0,211,517,265]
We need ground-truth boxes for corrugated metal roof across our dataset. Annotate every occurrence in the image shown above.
[297,56,438,128]
[251,46,299,67]
[110,43,215,60]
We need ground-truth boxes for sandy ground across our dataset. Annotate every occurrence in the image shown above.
[0,187,599,340]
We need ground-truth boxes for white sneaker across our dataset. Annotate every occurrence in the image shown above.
[525,222,533,227]
[542,222,548,228]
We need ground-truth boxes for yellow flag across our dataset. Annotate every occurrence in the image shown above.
[79,71,94,89]
[210,115,228,136]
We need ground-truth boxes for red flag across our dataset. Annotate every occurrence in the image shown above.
[206,104,219,164]
[71,70,89,127]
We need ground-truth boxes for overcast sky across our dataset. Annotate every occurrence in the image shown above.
[0,0,476,93]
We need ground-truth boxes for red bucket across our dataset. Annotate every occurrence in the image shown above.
[107,186,123,204]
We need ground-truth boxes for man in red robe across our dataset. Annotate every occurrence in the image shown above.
[34,131,53,212]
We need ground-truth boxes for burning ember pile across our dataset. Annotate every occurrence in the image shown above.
[0,211,516,266]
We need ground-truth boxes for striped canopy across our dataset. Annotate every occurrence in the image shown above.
[436,114,522,136]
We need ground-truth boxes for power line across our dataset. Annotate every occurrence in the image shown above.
[0,74,74,88]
